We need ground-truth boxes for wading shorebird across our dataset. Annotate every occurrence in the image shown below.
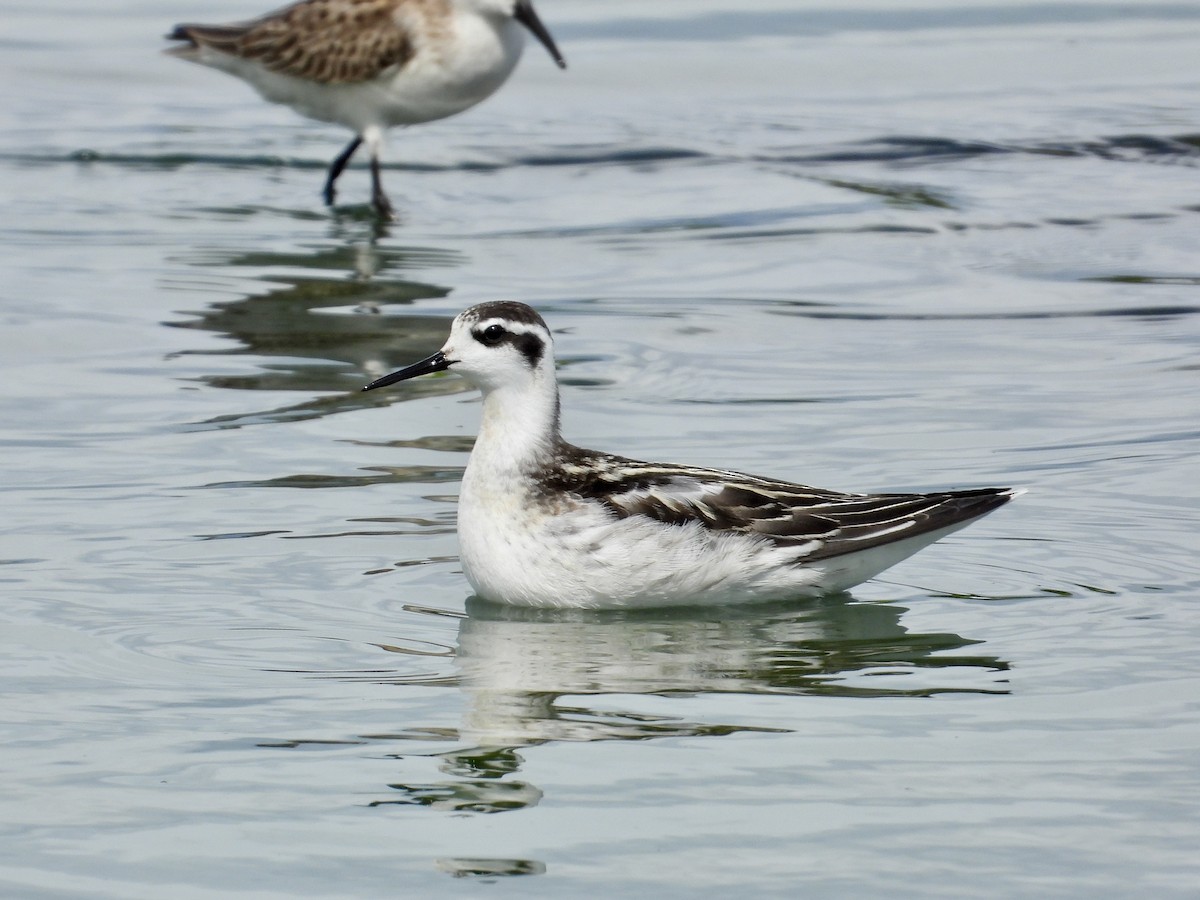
[167,0,566,218]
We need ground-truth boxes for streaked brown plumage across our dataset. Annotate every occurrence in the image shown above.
[166,0,565,218]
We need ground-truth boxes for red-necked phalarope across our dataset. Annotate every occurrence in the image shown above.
[166,0,566,219]
[362,302,1018,608]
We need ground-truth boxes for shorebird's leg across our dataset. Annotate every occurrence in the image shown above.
[370,154,395,220]
[363,126,395,220]
[323,136,363,206]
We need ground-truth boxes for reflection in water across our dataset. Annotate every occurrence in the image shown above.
[169,239,468,428]
[435,857,546,879]
[371,745,544,815]
[348,597,1008,817]
[451,597,1007,740]
[168,237,606,433]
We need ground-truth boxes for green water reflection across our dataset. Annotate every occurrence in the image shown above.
[317,597,1008,817]
[170,241,463,428]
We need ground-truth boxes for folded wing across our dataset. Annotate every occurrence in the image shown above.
[167,0,414,84]
[553,449,1013,563]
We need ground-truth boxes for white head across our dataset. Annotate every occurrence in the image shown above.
[363,301,555,393]
[444,301,557,394]
[363,301,562,460]
[461,0,567,69]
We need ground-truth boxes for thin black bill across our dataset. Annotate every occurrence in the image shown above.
[515,0,567,69]
[361,351,451,392]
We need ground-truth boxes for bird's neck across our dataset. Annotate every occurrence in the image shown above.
[471,378,562,474]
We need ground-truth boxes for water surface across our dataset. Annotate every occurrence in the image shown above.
[2,1,1199,896]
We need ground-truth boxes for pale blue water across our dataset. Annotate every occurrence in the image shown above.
[2,1,1199,896]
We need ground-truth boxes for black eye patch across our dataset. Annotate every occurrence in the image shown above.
[511,332,545,368]
[472,321,545,368]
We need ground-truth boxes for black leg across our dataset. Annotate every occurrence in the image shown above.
[323,136,363,206]
[370,152,395,220]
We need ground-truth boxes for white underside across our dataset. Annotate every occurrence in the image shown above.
[457,474,983,610]
[180,13,526,133]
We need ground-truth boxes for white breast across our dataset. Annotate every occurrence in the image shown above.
[456,466,828,609]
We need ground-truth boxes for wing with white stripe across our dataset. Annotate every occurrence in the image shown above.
[547,448,1013,563]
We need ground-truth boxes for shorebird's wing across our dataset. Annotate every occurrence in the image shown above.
[558,453,1013,561]
[168,0,414,84]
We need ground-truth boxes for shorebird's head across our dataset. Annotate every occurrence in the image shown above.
[362,301,557,397]
[468,0,566,69]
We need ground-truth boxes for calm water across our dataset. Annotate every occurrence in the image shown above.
[2,1,1199,896]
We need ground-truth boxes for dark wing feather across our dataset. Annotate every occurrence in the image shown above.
[548,445,1013,562]
[168,0,414,84]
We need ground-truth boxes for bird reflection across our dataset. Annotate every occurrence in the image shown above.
[170,238,466,429]
[451,597,1006,743]
[359,595,1008,814]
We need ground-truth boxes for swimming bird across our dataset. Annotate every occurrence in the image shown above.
[362,302,1016,608]
[166,0,566,219]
